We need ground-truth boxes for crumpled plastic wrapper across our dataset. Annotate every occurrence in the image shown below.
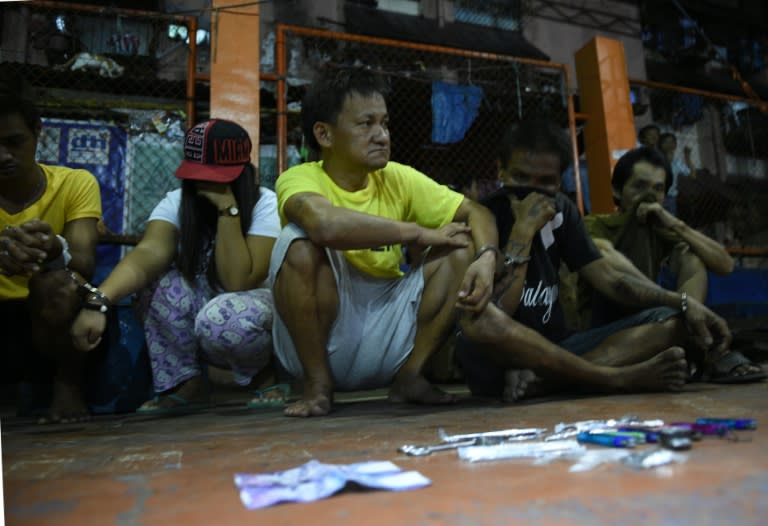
[235,460,431,510]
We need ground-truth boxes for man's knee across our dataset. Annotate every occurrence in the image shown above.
[672,247,706,275]
[28,270,80,328]
[281,238,328,275]
[275,239,337,312]
[452,232,474,265]
[423,232,473,286]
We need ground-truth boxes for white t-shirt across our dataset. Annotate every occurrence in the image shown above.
[147,187,281,238]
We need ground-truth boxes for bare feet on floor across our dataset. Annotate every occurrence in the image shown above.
[613,346,688,392]
[503,369,545,402]
[388,373,457,405]
[38,380,90,424]
[284,380,333,417]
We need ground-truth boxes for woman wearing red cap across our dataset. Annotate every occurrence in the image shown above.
[71,119,283,414]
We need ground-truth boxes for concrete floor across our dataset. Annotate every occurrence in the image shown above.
[2,379,767,526]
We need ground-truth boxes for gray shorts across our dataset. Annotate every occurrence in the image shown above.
[268,224,424,391]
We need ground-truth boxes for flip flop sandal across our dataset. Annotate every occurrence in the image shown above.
[135,393,210,416]
[246,383,291,409]
[707,351,767,384]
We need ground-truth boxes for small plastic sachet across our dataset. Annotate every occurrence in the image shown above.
[457,439,586,462]
[235,460,431,510]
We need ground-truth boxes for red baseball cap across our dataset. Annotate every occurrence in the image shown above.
[174,119,252,183]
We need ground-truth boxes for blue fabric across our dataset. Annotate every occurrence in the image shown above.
[87,263,152,414]
[431,81,483,144]
[85,304,153,414]
[561,160,591,214]
[38,118,127,266]
[706,268,768,305]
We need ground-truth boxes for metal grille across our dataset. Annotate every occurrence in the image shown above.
[1,1,199,241]
[262,24,575,202]
[631,79,768,261]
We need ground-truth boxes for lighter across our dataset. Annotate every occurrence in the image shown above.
[695,418,757,430]
[577,431,636,448]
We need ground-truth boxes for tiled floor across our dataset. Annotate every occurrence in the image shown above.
[2,379,767,526]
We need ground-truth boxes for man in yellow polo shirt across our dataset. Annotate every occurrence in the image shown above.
[0,75,101,423]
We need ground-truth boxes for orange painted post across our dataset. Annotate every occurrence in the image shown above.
[574,37,637,214]
[210,0,260,150]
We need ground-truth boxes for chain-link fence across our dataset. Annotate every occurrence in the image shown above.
[1,1,200,259]
[631,78,768,262]
[260,24,577,202]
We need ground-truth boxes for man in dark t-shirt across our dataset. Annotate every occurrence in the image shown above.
[456,120,732,401]
[481,189,597,344]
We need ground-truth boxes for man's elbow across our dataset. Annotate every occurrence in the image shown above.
[711,255,735,276]
[304,221,338,246]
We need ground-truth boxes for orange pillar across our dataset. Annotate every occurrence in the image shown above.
[574,37,636,214]
[210,0,260,150]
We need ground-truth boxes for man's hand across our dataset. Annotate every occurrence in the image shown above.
[0,220,58,276]
[71,309,108,351]
[406,222,471,260]
[456,250,496,313]
[635,202,678,229]
[509,192,556,235]
[683,296,732,354]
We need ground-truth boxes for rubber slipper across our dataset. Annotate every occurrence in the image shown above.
[707,351,767,384]
[136,393,210,416]
[246,383,290,409]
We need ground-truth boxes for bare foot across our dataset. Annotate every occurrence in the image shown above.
[138,375,208,412]
[38,380,90,424]
[613,347,688,392]
[284,380,333,417]
[503,369,541,402]
[388,373,457,405]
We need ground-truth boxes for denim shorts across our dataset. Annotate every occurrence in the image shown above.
[456,306,679,397]
[559,306,679,356]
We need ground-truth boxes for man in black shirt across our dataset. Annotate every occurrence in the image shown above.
[457,120,731,401]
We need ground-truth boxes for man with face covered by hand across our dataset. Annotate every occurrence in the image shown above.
[456,120,738,402]
[583,146,764,383]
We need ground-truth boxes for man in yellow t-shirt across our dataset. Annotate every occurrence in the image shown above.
[0,77,101,423]
[269,67,500,417]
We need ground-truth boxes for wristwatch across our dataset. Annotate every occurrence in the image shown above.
[219,205,240,217]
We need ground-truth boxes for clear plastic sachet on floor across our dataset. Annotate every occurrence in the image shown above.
[234,460,431,509]
[457,439,586,462]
